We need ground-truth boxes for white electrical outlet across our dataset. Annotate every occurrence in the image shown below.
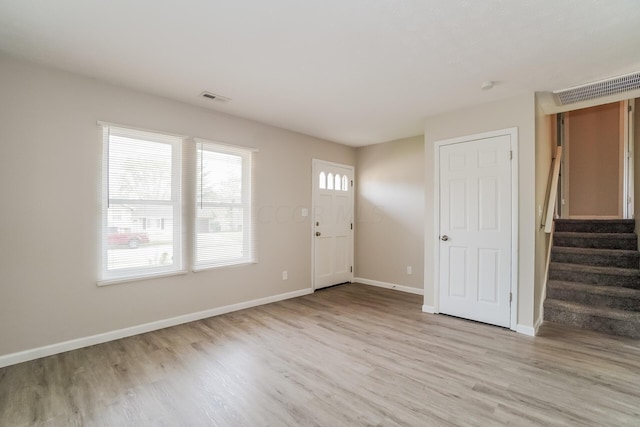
[282,270,288,280]
[301,208,309,217]
[407,266,412,275]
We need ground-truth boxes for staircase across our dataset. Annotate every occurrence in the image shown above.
[544,219,640,338]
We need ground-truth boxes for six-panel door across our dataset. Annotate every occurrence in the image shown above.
[438,135,512,327]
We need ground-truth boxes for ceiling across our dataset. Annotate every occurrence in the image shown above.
[1,1,639,147]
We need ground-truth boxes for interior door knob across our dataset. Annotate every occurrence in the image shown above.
[441,235,449,241]
[316,232,321,236]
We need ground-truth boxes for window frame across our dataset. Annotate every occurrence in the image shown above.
[99,125,184,285]
[193,138,256,271]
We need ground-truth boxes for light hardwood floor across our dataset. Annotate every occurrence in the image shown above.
[1,283,639,426]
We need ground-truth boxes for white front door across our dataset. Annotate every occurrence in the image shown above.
[312,159,354,289]
[438,134,513,328]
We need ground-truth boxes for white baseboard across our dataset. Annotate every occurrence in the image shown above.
[0,287,313,369]
[354,277,424,295]
[356,275,538,335]
[421,305,436,314]
[516,324,536,337]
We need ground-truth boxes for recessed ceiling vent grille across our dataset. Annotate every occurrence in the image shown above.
[200,91,231,103]
[553,71,640,105]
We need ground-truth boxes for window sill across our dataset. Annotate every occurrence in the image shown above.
[97,270,188,287]
[192,260,257,273]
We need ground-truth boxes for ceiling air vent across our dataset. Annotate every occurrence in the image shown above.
[553,71,640,105]
[200,91,231,103]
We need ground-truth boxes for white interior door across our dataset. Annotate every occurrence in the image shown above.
[438,134,512,328]
[312,159,354,289]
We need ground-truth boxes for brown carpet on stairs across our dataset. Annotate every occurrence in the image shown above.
[545,219,640,338]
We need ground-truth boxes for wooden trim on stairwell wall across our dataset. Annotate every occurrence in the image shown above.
[537,221,555,334]
[543,146,562,232]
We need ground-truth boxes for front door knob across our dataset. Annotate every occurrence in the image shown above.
[441,235,449,241]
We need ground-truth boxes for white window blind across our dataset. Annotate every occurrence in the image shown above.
[195,139,255,270]
[100,125,183,282]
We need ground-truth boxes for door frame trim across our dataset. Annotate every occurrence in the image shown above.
[560,100,633,219]
[311,158,355,291]
[432,127,519,331]
[623,99,634,219]
[561,114,571,218]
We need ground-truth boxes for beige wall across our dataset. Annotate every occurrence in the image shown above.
[533,97,555,327]
[566,102,621,217]
[355,136,424,290]
[0,54,355,357]
[424,93,536,330]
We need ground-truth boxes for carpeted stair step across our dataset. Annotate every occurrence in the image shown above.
[546,280,640,311]
[548,263,640,288]
[550,246,640,269]
[554,219,635,234]
[553,232,637,250]
[544,299,640,338]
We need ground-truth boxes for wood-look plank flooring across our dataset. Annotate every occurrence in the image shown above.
[1,283,640,426]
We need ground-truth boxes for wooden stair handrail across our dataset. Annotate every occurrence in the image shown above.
[543,146,562,234]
